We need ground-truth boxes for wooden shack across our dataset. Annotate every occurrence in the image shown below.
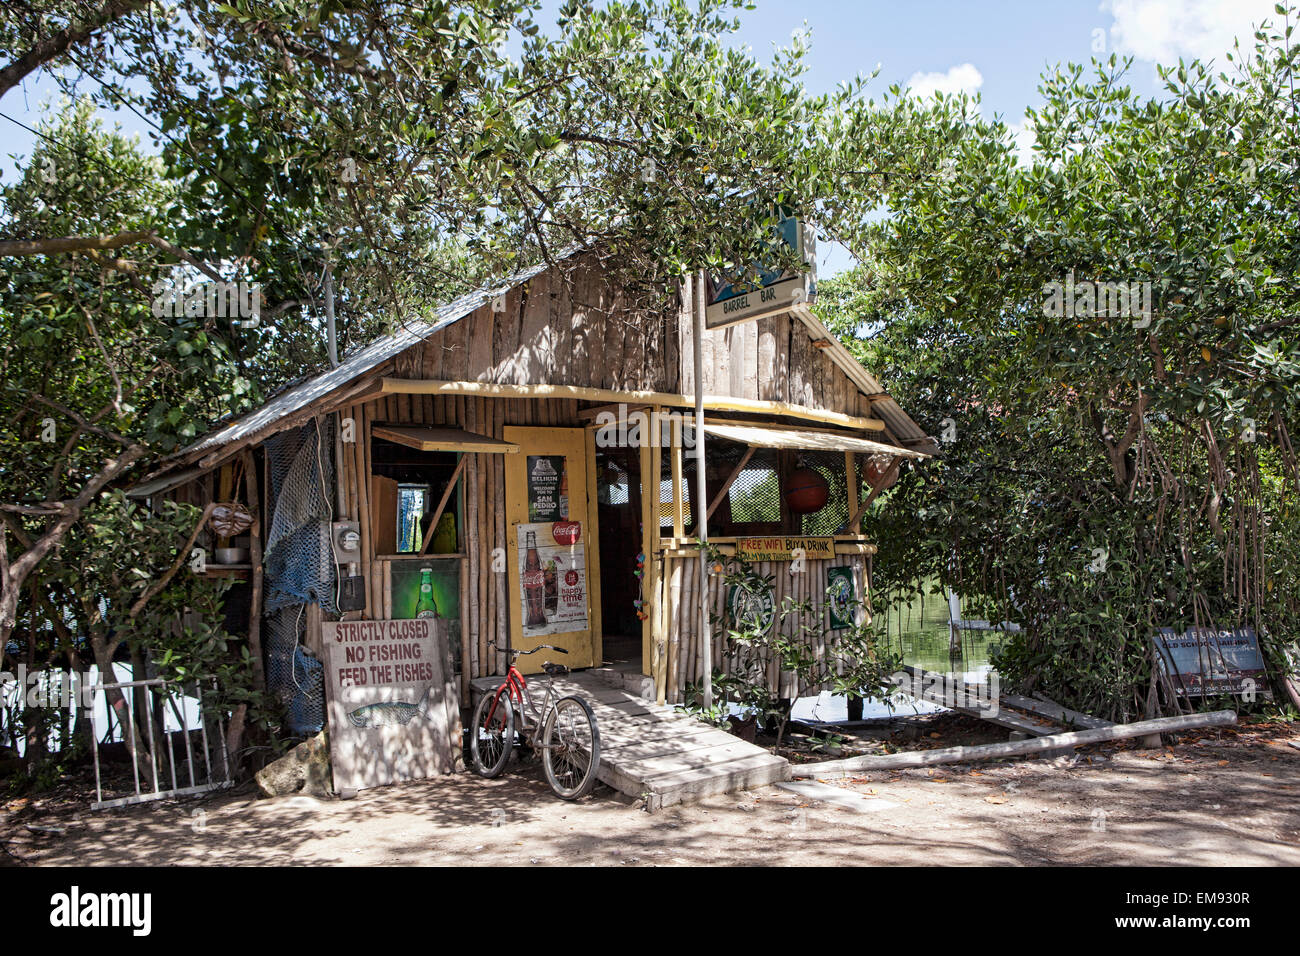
[134,250,932,734]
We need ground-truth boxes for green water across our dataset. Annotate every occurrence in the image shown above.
[877,581,996,675]
[791,584,1002,723]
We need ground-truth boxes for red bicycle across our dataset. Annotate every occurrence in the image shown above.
[469,643,601,800]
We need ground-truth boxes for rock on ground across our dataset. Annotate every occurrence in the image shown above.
[254,731,332,798]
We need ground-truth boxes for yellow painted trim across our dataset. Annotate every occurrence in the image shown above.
[371,425,519,454]
[640,407,661,677]
[660,544,877,558]
[379,378,885,432]
[583,426,603,669]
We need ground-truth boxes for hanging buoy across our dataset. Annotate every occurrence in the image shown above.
[863,454,899,492]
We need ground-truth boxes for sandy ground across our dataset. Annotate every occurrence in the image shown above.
[4,722,1298,867]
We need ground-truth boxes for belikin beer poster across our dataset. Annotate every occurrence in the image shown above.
[516,521,588,635]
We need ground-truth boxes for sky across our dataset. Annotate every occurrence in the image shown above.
[0,0,1286,277]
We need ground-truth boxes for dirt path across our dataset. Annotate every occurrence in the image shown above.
[5,725,1298,866]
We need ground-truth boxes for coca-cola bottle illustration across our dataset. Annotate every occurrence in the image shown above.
[543,558,559,614]
[523,531,547,628]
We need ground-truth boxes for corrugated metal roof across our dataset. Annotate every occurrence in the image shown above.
[125,466,206,498]
[176,255,562,460]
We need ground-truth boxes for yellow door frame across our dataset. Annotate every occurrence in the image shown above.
[503,426,600,673]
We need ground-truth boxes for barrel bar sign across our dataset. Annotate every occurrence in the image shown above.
[322,618,461,791]
[704,214,816,331]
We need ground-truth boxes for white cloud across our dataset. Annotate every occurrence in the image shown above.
[905,62,984,99]
[1006,114,1037,166]
[1104,0,1280,64]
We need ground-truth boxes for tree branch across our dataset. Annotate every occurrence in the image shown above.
[0,0,151,99]
[0,230,155,256]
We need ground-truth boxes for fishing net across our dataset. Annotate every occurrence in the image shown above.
[263,418,337,614]
[264,607,327,735]
[288,647,326,735]
[262,417,335,736]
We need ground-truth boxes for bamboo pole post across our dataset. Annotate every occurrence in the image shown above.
[355,404,373,616]
[670,419,685,539]
[693,270,711,708]
[667,558,683,704]
[484,446,497,666]
[493,400,507,675]
[639,407,661,676]
[459,556,471,694]
[242,451,267,693]
[382,560,392,620]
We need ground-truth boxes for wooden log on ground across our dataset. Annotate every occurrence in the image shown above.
[791,710,1238,778]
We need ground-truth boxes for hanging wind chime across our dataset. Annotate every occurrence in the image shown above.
[632,549,648,621]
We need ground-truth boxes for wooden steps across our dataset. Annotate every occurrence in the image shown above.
[469,671,789,810]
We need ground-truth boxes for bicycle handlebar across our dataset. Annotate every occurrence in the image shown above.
[487,641,569,658]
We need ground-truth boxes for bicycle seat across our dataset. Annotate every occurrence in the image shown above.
[542,661,570,677]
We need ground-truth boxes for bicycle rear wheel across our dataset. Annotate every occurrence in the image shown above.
[470,690,515,778]
[541,695,600,799]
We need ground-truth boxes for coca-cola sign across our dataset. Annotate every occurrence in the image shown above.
[551,521,581,546]
[516,522,588,636]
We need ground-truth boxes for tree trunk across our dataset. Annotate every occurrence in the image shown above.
[87,633,156,786]
[846,693,864,721]
[0,444,146,646]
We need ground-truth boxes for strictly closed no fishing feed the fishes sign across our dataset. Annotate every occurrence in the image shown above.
[322,618,461,790]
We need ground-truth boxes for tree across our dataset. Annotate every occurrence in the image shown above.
[815,12,1300,718]
[0,101,255,646]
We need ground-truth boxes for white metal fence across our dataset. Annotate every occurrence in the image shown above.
[88,676,231,810]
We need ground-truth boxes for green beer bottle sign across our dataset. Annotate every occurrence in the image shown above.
[416,566,438,619]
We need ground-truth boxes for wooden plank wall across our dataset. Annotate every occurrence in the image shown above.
[660,553,871,704]
[677,295,868,420]
[351,393,590,683]
[405,257,867,420]
[414,257,679,395]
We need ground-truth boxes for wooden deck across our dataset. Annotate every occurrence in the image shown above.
[470,671,790,810]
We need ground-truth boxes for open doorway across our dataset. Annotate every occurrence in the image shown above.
[594,446,642,671]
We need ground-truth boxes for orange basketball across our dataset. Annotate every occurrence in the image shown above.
[784,467,829,513]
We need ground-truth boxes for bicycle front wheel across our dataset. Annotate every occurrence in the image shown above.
[470,690,515,778]
[541,695,600,800]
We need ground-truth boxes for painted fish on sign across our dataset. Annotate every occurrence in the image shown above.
[346,687,433,728]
